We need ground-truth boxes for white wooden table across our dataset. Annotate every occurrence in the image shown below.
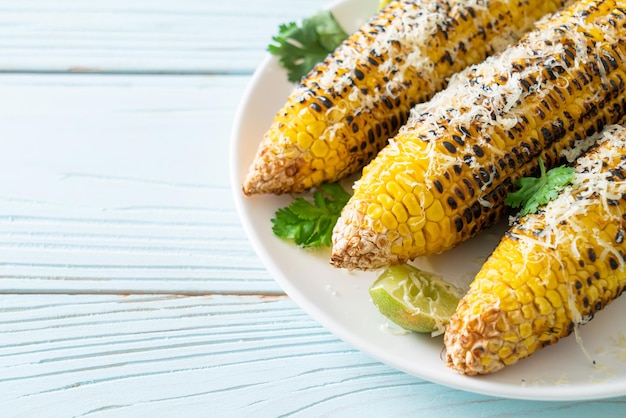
[1,1,625,416]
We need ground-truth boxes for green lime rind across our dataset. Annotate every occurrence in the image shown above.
[369,264,464,335]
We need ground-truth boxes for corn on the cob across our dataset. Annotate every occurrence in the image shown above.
[444,124,626,375]
[331,0,626,270]
[242,0,570,196]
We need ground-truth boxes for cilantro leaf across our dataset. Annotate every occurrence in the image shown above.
[268,10,349,83]
[271,183,351,248]
[504,158,575,216]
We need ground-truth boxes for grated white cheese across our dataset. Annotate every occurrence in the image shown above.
[511,124,626,329]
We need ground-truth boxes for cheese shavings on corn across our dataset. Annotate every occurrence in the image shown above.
[331,0,626,270]
[243,0,571,195]
[445,123,626,375]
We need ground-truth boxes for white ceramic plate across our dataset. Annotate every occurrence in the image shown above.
[230,0,626,400]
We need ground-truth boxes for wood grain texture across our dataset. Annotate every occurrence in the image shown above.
[2,0,626,415]
[1,294,624,417]
[0,0,325,74]
[0,74,278,294]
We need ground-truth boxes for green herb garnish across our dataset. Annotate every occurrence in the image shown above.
[268,10,349,83]
[505,158,575,216]
[272,183,351,248]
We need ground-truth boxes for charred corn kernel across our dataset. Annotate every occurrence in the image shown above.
[243,0,572,195]
[332,0,626,270]
[445,122,626,376]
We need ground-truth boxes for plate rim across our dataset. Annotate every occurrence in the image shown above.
[228,0,626,401]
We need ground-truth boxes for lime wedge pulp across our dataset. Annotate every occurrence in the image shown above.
[369,264,464,335]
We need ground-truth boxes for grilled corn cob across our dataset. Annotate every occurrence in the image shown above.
[331,0,626,270]
[242,0,571,195]
[445,124,626,375]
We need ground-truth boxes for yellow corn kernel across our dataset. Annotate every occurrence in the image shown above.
[527,277,546,298]
[296,131,314,149]
[540,269,558,290]
[507,310,525,325]
[519,322,533,339]
[407,216,426,232]
[381,211,398,230]
[306,120,326,138]
[535,296,553,316]
[310,140,329,158]
[495,317,508,332]
[521,303,537,320]
[545,289,563,308]
[412,229,426,251]
[372,219,383,234]
[500,297,521,312]
[367,203,383,219]
[423,221,440,242]
[390,244,403,255]
[402,193,422,216]
[415,185,434,209]
[398,222,410,237]
[310,158,325,171]
[332,0,626,277]
[386,181,405,201]
[396,172,416,191]
[502,331,518,343]
[498,345,513,360]
[377,193,395,210]
[424,200,444,222]
[391,202,408,224]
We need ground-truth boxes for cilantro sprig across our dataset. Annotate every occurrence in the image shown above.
[272,183,351,248]
[505,158,575,216]
[268,10,349,83]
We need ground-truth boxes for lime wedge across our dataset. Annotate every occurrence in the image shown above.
[369,264,464,335]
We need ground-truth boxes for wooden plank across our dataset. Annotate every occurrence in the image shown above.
[0,0,326,74]
[0,74,279,294]
[1,294,624,417]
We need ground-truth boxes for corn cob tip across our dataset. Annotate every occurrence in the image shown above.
[242,143,305,196]
[444,299,510,375]
[330,201,401,270]
[445,123,626,376]
[244,0,572,196]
